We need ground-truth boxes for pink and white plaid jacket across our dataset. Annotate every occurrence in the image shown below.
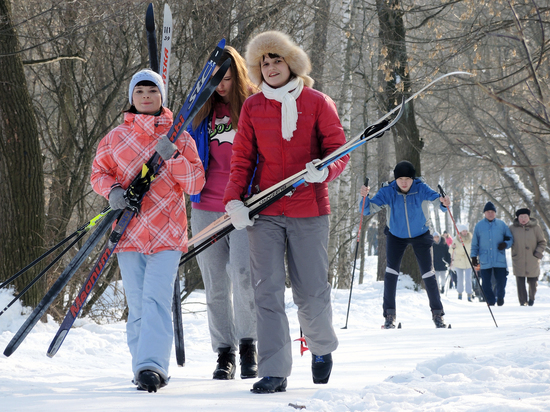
[91,108,205,254]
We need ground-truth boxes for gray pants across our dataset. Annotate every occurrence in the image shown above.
[435,270,446,289]
[191,208,256,352]
[248,215,338,378]
[455,268,472,294]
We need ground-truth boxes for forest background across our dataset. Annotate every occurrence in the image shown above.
[1,0,549,322]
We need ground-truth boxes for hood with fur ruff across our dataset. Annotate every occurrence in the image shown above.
[245,31,314,87]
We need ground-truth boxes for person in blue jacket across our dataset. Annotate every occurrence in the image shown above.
[359,161,451,328]
[470,201,513,306]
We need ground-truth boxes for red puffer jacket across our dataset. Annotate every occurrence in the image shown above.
[223,87,348,217]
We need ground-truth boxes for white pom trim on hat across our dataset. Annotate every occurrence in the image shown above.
[128,69,166,106]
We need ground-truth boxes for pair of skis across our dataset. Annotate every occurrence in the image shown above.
[3,31,229,358]
[177,100,405,271]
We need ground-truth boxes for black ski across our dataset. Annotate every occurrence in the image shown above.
[146,2,185,368]
[3,209,121,357]
[46,57,232,358]
[145,3,159,73]
[381,322,402,329]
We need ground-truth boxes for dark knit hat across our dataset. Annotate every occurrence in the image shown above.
[515,208,530,217]
[483,201,496,213]
[393,161,416,180]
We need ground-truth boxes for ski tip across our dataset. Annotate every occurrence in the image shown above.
[164,3,171,13]
[217,38,226,49]
[3,346,13,357]
[146,3,155,31]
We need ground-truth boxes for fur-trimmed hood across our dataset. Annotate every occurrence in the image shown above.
[245,31,314,87]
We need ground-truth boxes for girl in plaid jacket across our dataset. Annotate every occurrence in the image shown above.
[91,69,205,392]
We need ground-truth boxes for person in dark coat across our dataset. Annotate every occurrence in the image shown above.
[433,232,451,293]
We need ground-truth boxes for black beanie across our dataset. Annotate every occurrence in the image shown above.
[515,208,530,217]
[483,201,496,212]
[393,161,416,180]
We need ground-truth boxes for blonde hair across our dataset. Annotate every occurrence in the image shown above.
[192,46,256,130]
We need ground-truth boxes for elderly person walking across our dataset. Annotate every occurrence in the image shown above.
[509,208,546,306]
[471,202,513,306]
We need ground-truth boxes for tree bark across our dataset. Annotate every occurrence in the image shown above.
[376,0,423,285]
[0,0,45,306]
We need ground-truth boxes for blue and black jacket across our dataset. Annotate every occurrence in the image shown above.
[359,178,447,239]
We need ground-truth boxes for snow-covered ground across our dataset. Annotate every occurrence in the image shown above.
[2,256,550,411]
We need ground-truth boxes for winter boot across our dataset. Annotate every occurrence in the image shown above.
[497,298,504,306]
[432,310,447,328]
[250,377,287,393]
[383,310,396,329]
[213,347,236,380]
[467,294,473,302]
[528,299,534,306]
[311,353,333,384]
[135,370,166,393]
[440,286,444,294]
[458,293,462,300]
[239,338,258,379]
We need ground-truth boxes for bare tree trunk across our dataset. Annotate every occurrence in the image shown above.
[376,0,422,285]
[0,0,45,307]
[310,0,330,92]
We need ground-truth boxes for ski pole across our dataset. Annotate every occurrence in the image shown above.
[0,228,89,317]
[0,207,110,290]
[342,177,369,329]
[437,185,498,328]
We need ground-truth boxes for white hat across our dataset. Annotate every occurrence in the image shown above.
[433,231,440,237]
[457,224,468,232]
[128,69,166,106]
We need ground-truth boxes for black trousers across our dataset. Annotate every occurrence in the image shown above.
[383,229,444,316]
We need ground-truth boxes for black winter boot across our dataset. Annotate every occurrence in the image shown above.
[432,310,447,328]
[239,338,258,379]
[251,376,287,393]
[213,347,236,380]
[135,370,167,393]
[311,353,332,384]
[383,309,396,329]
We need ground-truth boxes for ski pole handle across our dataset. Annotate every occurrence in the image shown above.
[438,184,446,198]
[364,177,369,188]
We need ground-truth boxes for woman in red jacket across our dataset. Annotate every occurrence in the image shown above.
[223,31,349,393]
[91,69,205,392]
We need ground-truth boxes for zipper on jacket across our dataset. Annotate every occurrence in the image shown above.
[403,195,412,238]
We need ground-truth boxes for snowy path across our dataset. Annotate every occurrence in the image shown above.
[2,257,550,411]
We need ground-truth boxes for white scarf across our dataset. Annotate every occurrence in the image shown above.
[261,77,304,141]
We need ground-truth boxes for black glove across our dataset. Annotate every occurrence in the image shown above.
[534,251,543,259]
[498,242,507,250]
[471,256,479,267]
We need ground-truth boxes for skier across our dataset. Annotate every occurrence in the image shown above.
[91,69,205,392]
[470,202,513,306]
[188,46,259,380]
[223,31,349,393]
[359,161,451,328]
[432,232,451,293]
